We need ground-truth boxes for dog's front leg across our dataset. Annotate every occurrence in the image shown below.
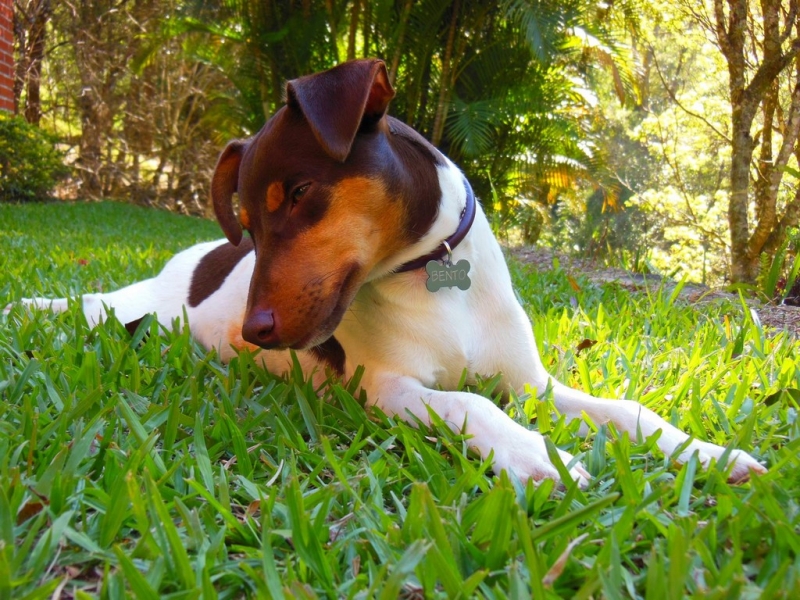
[367,373,590,486]
[547,380,767,482]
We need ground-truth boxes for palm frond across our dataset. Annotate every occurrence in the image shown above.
[445,97,496,159]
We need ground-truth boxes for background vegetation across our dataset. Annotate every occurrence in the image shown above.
[8,0,800,286]
[2,202,798,597]
[4,3,800,594]
[0,112,66,202]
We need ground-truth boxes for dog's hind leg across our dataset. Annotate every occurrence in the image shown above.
[9,276,180,327]
[488,303,766,482]
[6,240,228,328]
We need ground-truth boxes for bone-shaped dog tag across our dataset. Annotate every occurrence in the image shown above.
[425,259,471,292]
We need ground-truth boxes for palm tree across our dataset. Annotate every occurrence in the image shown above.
[157,0,639,220]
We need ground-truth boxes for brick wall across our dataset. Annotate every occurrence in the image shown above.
[0,0,14,113]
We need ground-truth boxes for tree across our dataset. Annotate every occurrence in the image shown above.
[12,0,638,223]
[708,0,800,283]
[12,0,50,124]
[603,8,735,284]
[591,1,800,285]
[170,0,637,217]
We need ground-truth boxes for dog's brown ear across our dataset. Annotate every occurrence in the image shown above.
[287,59,395,162]
[211,140,246,246]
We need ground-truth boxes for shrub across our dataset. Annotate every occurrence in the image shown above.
[0,113,68,202]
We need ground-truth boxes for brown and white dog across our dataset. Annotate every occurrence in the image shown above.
[11,59,765,484]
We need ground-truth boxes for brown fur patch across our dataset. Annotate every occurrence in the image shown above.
[124,316,145,336]
[240,206,251,229]
[266,182,284,213]
[309,336,346,376]
[188,238,254,307]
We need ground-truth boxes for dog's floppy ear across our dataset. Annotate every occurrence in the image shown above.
[287,59,395,162]
[211,140,246,246]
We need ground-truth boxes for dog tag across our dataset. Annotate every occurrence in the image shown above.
[425,259,471,292]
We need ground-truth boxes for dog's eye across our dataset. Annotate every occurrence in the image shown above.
[291,184,310,206]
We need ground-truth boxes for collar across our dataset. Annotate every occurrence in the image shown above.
[393,178,477,273]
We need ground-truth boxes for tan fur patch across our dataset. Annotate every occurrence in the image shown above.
[317,177,408,264]
[267,177,406,308]
[247,176,409,347]
[239,206,250,229]
[266,182,284,213]
[228,323,260,352]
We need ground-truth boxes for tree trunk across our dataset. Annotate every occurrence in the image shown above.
[728,109,758,282]
[388,0,414,86]
[78,88,104,198]
[431,0,460,146]
[23,0,49,125]
[323,0,339,63]
[346,0,360,61]
[715,0,800,282]
[361,0,371,57]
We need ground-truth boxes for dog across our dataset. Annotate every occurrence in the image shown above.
[8,59,765,485]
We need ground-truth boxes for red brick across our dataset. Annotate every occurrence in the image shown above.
[0,0,11,112]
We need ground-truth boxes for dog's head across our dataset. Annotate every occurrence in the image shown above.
[211,59,442,349]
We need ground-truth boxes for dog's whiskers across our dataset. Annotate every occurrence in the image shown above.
[303,265,351,291]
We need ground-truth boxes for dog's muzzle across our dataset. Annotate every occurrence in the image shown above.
[242,308,277,348]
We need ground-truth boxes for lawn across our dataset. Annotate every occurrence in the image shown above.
[1,201,798,598]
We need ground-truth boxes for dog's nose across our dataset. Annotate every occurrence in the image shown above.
[242,308,277,347]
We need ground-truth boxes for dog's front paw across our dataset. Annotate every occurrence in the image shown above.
[491,428,590,488]
[681,440,767,483]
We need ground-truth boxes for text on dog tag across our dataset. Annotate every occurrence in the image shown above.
[425,259,471,292]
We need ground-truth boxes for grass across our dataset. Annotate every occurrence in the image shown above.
[0,200,798,599]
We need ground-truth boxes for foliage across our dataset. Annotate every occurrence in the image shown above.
[569,3,732,284]
[36,0,231,211]
[568,0,800,286]
[1,202,797,597]
[705,0,800,284]
[0,113,67,202]
[15,0,639,216]
[12,0,800,285]
[760,228,800,302]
